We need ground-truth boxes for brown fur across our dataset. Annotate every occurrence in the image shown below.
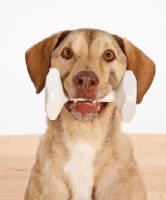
[25,29,155,200]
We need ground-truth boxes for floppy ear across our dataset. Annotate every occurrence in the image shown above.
[25,31,70,94]
[114,35,155,104]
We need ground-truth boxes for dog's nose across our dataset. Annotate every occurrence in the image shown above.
[73,71,99,93]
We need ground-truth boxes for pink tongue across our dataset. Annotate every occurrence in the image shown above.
[71,102,97,115]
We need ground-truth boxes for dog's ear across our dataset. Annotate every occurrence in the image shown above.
[113,35,155,104]
[25,31,70,94]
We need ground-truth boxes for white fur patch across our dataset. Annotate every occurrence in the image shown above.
[64,142,96,200]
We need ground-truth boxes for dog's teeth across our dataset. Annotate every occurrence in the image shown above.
[93,100,96,104]
[74,99,77,103]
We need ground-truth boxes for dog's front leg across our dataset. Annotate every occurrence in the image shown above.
[93,163,147,200]
[24,164,70,200]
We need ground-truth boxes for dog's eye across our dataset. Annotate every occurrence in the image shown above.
[104,50,115,62]
[61,48,73,59]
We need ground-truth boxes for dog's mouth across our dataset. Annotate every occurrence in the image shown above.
[65,100,107,121]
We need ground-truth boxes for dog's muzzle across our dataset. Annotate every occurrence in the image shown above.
[73,71,99,100]
[65,71,107,121]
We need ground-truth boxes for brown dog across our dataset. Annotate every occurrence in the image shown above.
[25,29,155,200]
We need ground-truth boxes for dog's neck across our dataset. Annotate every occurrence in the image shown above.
[47,103,122,149]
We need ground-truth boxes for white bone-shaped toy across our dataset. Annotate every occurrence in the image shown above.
[45,68,137,122]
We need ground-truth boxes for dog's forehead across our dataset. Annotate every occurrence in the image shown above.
[64,29,118,49]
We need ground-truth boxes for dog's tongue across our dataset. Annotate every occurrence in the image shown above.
[69,102,101,115]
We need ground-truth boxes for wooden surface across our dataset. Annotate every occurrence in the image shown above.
[0,134,166,200]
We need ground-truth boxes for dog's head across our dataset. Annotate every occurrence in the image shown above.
[25,29,155,121]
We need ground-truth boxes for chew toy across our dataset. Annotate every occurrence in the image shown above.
[45,68,137,122]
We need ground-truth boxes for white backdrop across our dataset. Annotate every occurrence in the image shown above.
[0,0,165,135]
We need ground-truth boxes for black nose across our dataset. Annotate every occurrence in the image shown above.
[73,71,99,93]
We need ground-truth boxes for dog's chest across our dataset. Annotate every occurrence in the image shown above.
[63,142,96,200]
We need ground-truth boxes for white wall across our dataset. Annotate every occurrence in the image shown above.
[0,0,165,135]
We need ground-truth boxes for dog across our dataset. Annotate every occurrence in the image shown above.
[24,29,155,200]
